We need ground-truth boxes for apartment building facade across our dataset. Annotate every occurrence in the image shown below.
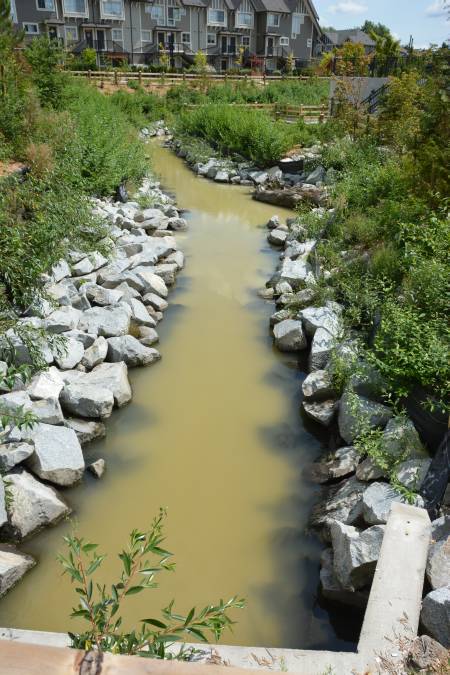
[11,0,321,71]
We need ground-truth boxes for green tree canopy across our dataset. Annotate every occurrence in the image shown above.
[361,20,392,39]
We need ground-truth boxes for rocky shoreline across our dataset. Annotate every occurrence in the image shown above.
[0,176,186,597]
[261,213,449,648]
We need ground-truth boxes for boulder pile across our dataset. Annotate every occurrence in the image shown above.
[0,176,185,596]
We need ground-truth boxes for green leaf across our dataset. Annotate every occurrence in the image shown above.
[141,618,167,628]
[125,586,144,596]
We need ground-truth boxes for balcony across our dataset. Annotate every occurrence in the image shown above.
[71,39,128,54]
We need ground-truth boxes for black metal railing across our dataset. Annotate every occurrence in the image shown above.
[71,39,128,54]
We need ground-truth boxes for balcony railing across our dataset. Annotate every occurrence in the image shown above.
[72,39,128,54]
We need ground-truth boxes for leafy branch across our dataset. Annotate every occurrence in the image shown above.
[58,509,245,658]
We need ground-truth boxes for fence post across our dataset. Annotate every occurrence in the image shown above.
[138,70,142,86]
[114,69,118,85]
[88,69,91,82]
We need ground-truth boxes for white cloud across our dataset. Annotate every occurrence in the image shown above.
[328,1,368,14]
[425,1,448,17]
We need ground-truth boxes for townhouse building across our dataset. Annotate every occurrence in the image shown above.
[11,0,321,71]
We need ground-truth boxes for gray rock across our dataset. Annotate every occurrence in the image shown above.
[107,336,161,368]
[250,170,268,184]
[30,398,64,425]
[24,423,84,486]
[258,287,274,300]
[406,635,449,673]
[273,319,307,352]
[0,479,6,528]
[27,367,64,401]
[142,293,168,312]
[395,458,431,489]
[309,328,336,371]
[356,457,385,482]
[214,171,229,183]
[61,382,114,419]
[63,330,96,349]
[275,281,293,296]
[85,285,124,306]
[299,306,341,339]
[88,458,106,479]
[51,259,71,283]
[270,309,291,326]
[303,400,337,427]
[5,469,71,540]
[79,304,131,337]
[0,391,32,414]
[81,336,108,370]
[338,391,393,444]
[268,229,287,246]
[167,217,188,231]
[0,443,34,471]
[302,370,336,401]
[362,481,424,525]
[83,362,132,407]
[320,548,368,609]
[0,545,35,597]
[330,520,385,590]
[64,418,106,445]
[166,250,184,270]
[279,257,314,288]
[138,326,159,346]
[310,476,367,540]
[431,515,450,543]
[53,337,84,370]
[267,215,280,229]
[45,306,82,334]
[421,586,450,647]
[72,257,94,276]
[305,165,326,185]
[312,447,360,483]
[382,417,425,460]
[426,536,449,590]
[128,298,156,328]
[132,268,168,298]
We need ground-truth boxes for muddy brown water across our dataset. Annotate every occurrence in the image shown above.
[0,143,358,650]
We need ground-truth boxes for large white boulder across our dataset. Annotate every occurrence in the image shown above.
[107,336,161,368]
[29,398,65,425]
[53,337,84,370]
[302,370,336,401]
[279,258,314,288]
[362,481,423,525]
[5,469,71,540]
[299,306,342,338]
[81,336,108,370]
[83,362,132,407]
[60,382,114,419]
[421,586,450,647]
[132,267,169,298]
[0,545,35,597]
[0,443,34,472]
[426,536,449,590]
[0,478,7,529]
[85,285,124,307]
[303,400,337,427]
[273,319,307,352]
[309,327,336,371]
[64,418,106,445]
[27,367,64,401]
[24,423,85,486]
[79,304,131,337]
[128,298,156,328]
[45,306,82,334]
[330,520,385,590]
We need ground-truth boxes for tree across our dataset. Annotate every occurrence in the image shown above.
[25,36,65,107]
[361,20,392,39]
[0,0,23,55]
[370,31,401,75]
[285,52,294,74]
[193,49,207,73]
[335,42,370,76]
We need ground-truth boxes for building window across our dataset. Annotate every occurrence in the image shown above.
[267,13,280,27]
[181,32,191,44]
[24,23,40,34]
[101,0,123,18]
[236,11,252,27]
[63,0,87,16]
[208,9,225,25]
[307,37,312,48]
[291,13,303,36]
[112,28,123,42]
[279,36,289,46]
[64,25,78,42]
[141,30,152,43]
[150,5,164,24]
[207,32,216,45]
[37,0,55,9]
[242,35,250,47]
[167,6,181,25]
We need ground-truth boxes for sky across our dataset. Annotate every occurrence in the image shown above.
[312,0,449,48]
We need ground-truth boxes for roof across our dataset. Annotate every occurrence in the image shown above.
[251,0,291,12]
[324,29,375,47]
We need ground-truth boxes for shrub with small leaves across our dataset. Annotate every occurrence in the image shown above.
[58,509,244,657]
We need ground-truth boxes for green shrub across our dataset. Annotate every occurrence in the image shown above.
[176,104,292,166]
[25,36,65,108]
[61,80,147,195]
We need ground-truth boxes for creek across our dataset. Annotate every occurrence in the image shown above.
[0,143,357,651]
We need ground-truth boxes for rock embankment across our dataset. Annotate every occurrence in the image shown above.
[263,211,449,647]
[0,176,186,597]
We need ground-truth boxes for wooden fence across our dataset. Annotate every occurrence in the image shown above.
[185,101,329,121]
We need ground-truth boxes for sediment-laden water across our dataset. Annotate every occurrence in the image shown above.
[0,143,356,651]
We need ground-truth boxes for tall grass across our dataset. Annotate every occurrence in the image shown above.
[176,104,292,166]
